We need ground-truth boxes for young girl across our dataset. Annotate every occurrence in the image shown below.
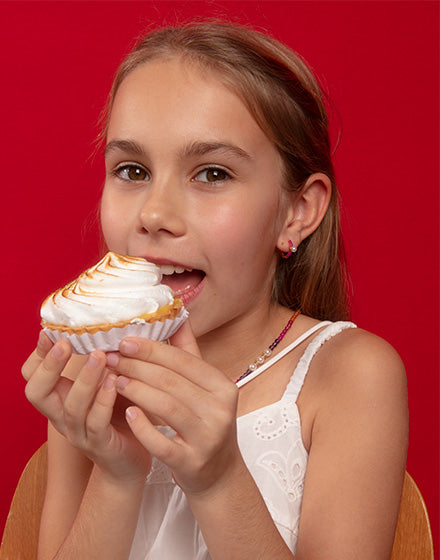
[22,21,408,560]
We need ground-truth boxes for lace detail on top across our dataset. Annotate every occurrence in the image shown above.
[253,402,298,440]
[257,444,306,502]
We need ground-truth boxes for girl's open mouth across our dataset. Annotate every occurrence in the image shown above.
[160,266,206,305]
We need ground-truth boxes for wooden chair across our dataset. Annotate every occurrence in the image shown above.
[0,443,435,559]
[391,471,435,559]
[0,443,47,560]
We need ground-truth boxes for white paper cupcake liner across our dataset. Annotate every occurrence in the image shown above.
[43,307,189,354]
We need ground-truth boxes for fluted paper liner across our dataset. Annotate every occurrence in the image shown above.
[43,307,189,354]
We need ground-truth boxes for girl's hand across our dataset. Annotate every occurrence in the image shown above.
[107,321,241,495]
[22,331,151,485]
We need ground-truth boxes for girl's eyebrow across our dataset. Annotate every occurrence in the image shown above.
[104,139,145,157]
[180,140,252,161]
[104,138,252,161]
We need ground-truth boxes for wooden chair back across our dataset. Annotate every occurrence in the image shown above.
[0,443,435,560]
[391,471,435,559]
[0,442,47,560]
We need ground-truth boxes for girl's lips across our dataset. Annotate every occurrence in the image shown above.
[160,269,206,305]
[177,275,206,305]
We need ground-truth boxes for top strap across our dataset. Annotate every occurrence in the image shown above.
[236,321,332,389]
[283,321,357,401]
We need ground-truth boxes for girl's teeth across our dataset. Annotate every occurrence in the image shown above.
[160,265,193,275]
[161,265,175,275]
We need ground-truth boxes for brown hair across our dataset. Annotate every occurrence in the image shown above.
[101,21,350,321]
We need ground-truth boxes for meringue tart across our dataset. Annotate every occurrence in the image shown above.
[41,252,188,353]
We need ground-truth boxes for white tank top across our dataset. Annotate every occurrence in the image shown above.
[128,321,356,559]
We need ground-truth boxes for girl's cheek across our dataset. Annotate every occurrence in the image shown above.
[100,197,129,252]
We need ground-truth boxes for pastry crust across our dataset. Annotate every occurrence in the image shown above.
[42,298,183,335]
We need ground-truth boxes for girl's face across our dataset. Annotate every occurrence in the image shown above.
[101,58,287,338]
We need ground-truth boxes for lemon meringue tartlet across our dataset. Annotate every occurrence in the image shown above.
[41,252,188,353]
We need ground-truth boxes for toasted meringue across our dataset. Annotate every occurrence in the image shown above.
[41,252,188,353]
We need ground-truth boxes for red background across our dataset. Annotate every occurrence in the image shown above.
[1,0,438,553]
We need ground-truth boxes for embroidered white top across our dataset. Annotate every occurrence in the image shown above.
[128,321,356,560]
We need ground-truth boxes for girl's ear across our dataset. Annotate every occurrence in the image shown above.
[276,173,332,253]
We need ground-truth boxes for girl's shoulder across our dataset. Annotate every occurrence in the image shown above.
[318,324,405,378]
[296,316,406,381]
[306,323,407,414]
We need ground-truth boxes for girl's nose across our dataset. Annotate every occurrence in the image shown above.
[138,182,186,237]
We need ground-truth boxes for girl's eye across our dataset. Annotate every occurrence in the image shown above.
[113,164,149,182]
[194,167,231,183]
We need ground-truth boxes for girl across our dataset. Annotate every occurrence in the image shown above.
[22,21,408,560]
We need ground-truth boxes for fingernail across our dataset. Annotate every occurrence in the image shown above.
[37,331,50,350]
[50,343,64,360]
[116,376,130,390]
[126,407,138,421]
[103,374,116,391]
[120,340,139,355]
[106,353,119,368]
[87,353,100,370]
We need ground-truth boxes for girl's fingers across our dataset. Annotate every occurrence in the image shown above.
[169,320,202,358]
[21,330,54,381]
[125,406,184,469]
[111,356,208,406]
[62,351,107,439]
[25,340,71,404]
[115,336,226,393]
[35,330,54,357]
[85,373,118,441]
[110,345,237,422]
[24,340,73,432]
[43,377,75,435]
[116,376,201,441]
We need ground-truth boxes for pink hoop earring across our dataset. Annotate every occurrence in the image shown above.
[281,240,297,259]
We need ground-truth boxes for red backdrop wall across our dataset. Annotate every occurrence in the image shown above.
[1,0,438,553]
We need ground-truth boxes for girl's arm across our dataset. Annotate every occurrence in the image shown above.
[113,325,407,560]
[294,328,408,559]
[38,424,145,560]
[182,454,296,559]
[22,333,151,560]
